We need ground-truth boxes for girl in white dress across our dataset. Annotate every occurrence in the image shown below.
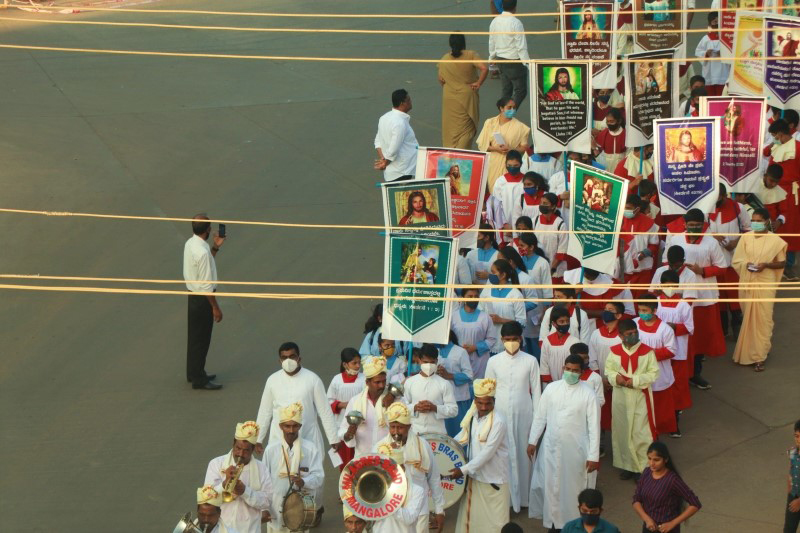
[451,287,497,379]
[478,259,527,353]
[498,246,545,357]
[533,192,569,282]
[327,348,364,469]
[466,224,500,284]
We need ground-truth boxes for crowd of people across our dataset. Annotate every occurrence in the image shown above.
[177,1,800,532]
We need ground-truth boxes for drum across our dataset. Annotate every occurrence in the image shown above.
[281,490,316,531]
[420,433,467,509]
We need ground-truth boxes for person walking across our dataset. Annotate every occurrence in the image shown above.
[488,0,530,108]
[784,420,800,533]
[438,34,487,149]
[183,214,224,390]
[374,89,418,181]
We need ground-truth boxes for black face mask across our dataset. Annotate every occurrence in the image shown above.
[607,122,620,131]
[581,513,600,526]
[464,301,478,310]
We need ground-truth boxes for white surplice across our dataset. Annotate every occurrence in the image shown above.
[484,350,541,511]
[528,380,600,529]
[326,373,366,427]
[204,452,272,533]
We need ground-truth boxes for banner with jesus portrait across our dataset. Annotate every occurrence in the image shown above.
[560,0,617,88]
[382,179,451,237]
[653,117,721,215]
[531,61,592,152]
[764,15,800,110]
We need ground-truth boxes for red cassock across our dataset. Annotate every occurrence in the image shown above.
[766,141,800,250]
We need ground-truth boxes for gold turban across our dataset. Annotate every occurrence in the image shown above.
[362,355,387,379]
[197,485,223,506]
[385,401,411,425]
[279,402,303,424]
[473,378,497,398]
[234,420,259,445]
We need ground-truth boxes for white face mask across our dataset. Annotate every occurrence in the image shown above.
[345,367,360,376]
[662,287,676,297]
[282,358,299,374]
[504,340,521,354]
[420,363,438,376]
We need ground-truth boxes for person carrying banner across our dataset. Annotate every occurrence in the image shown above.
[532,192,569,281]
[765,120,800,278]
[593,108,628,173]
[492,150,526,244]
[757,164,800,281]
[694,12,729,96]
[476,96,531,193]
[619,194,660,297]
[613,146,654,195]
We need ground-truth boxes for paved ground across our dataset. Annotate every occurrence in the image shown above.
[0,1,797,531]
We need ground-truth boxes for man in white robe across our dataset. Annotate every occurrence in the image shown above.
[264,403,324,533]
[339,356,400,456]
[196,485,241,533]
[484,320,541,511]
[527,355,600,530]
[450,378,511,532]
[376,402,446,533]
[403,344,458,435]
[255,342,340,516]
[204,421,272,533]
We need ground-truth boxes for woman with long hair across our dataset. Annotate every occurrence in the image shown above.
[438,34,488,149]
[451,287,497,380]
[326,348,364,468]
[466,223,500,284]
[633,442,702,532]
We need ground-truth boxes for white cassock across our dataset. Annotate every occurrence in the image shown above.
[204,452,272,533]
[372,482,427,533]
[485,350,542,511]
[338,389,390,456]
[539,331,580,384]
[256,368,338,508]
[455,410,511,532]
[528,380,600,529]
[403,373,458,435]
[327,372,366,428]
[264,438,324,533]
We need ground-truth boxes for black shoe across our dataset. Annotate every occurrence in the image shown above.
[689,376,711,390]
[192,380,222,390]
[619,470,633,480]
[187,373,216,383]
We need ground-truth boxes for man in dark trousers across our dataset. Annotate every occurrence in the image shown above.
[183,214,224,390]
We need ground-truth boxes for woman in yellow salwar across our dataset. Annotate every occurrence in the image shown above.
[476,96,531,193]
[732,208,787,372]
[438,34,488,150]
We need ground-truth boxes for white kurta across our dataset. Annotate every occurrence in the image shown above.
[450,307,496,379]
[327,373,366,427]
[528,380,600,529]
[403,373,458,435]
[539,332,580,383]
[204,452,272,533]
[478,286,527,353]
[264,439,324,533]
[338,390,390,456]
[485,350,542,511]
[372,482,426,533]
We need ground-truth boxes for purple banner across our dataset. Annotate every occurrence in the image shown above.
[702,97,765,192]
[654,118,719,215]
[765,16,800,108]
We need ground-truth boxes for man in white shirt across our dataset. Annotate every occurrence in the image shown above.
[183,214,224,390]
[255,342,341,520]
[403,344,458,435]
[264,403,325,533]
[374,89,418,181]
[339,356,400,456]
[204,421,272,533]
[450,378,511,532]
[488,0,530,108]
[196,485,241,533]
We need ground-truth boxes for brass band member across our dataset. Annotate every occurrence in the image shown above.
[196,485,241,533]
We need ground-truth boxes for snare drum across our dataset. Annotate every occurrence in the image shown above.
[420,433,467,509]
[281,490,316,531]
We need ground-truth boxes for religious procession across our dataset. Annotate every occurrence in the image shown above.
[3,0,800,532]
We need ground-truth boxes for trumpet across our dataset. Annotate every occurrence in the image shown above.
[222,459,245,503]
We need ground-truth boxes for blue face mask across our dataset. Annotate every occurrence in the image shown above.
[523,186,538,195]
[601,310,617,323]
[506,165,521,175]
[751,221,768,232]
[504,109,516,119]
[488,274,501,285]
[639,312,654,322]
[409,363,421,374]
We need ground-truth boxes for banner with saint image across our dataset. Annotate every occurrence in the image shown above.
[632,0,687,56]
[764,15,800,110]
[700,96,766,192]
[414,147,488,248]
[381,178,451,237]
[382,234,457,343]
[624,49,679,146]
[729,10,766,96]
[567,161,629,275]
[654,117,721,215]
[560,0,618,88]
[531,61,592,152]
[720,0,765,58]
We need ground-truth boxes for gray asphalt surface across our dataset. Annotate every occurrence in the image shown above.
[0,0,797,531]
